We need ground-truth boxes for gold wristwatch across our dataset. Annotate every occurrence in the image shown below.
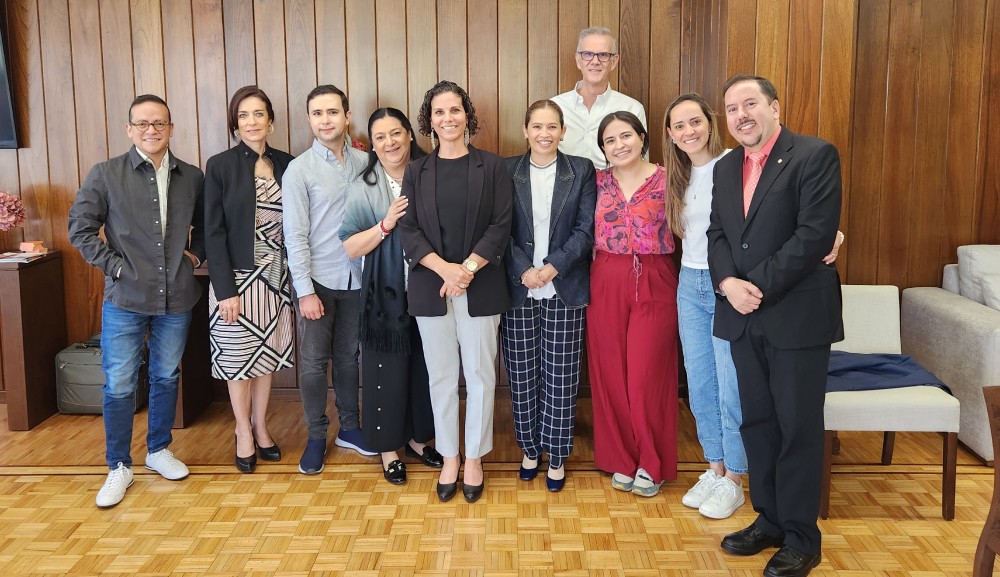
[462,258,479,273]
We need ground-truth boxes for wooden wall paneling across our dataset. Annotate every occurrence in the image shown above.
[285,0,317,156]
[725,0,758,106]
[975,0,1000,243]
[589,0,619,90]
[497,0,526,157]
[845,0,889,284]
[618,0,650,122]
[375,0,409,115]
[784,0,822,136]
[38,0,83,343]
[943,0,987,262]
[223,0,256,100]
[13,0,50,247]
[648,0,682,166]
[100,0,136,162]
[907,0,954,287]
[817,0,857,279]
[345,0,377,145]
[192,0,229,165]
[876,0,921,287]
[557,0,588,93]
[161,0,201,163]
[253,0,289,153]
[702,0,726,108]
[754,0,789,100]
[436,0,468,89]
[315,0,347,89]
[526,0,558,104]
[130,0,166,98]
[406,0,437,151]
[677,0,695,93]
[467,0,499,153]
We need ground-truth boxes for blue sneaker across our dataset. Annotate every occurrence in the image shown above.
[298,438,326,475]
[335,428,377,457]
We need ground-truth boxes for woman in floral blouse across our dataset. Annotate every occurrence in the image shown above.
[587,111,682,498]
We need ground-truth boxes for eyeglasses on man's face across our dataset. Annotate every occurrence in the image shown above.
[129,120,171,132]
[577,51,617,62]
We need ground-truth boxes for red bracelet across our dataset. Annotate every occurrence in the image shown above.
[379,220,392,235]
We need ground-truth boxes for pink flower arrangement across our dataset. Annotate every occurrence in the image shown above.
[0,191,26,232]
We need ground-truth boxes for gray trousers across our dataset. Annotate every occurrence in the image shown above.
[415,293,500,459]
[296,281,362,440]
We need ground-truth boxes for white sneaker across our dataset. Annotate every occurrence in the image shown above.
[682,469,723,508]
[631,467,663,498]
[698,476,745,519]
[144,448,189,480]
[96,463,133,508]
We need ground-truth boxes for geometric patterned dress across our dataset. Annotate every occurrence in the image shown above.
[208,177,295,380]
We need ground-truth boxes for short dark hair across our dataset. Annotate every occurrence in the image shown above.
[722,74,779,102]
[360,107,428,185]
[129,94,170,122]
[306,84,349,113]
[524,99,564,128]
[417,80,479,140]
[227,85,275,140]
[597,111,649,159]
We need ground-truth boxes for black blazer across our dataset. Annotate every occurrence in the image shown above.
[505,151,596,308]
[204,141,294,300]
[707,127,844,349]
[399,145,513,317]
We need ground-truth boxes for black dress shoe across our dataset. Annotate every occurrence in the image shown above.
[235,435,257,473]
[764,545,821,577]
[405,444,444,468]
[463,481,484,503]
[436,481,458,502]
[256,441,281,462]
[382,459,407,485]
[720,524,784,556]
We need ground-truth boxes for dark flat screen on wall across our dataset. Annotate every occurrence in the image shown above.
[0,25,18,149]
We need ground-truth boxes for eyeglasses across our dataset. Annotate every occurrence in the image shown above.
[577,51,617,62]
[130,120,171,132]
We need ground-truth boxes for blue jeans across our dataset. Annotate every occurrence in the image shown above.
[677,266,747,473]
[101,301,191,469]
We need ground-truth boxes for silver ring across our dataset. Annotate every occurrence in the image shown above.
[459,283,467,289]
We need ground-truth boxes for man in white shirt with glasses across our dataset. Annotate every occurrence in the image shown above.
[551,26,648,168]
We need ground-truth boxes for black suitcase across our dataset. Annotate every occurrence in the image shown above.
[55,333,149,414]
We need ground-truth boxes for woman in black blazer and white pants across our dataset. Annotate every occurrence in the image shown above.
[398,81,513,503]
[204,86,295,473]
[502,100,596,492]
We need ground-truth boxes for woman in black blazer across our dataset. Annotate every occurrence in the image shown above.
[204,86,295,473]
[502,100,596,492]
[398,80,513,503]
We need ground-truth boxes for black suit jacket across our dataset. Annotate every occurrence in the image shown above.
[707,127,844,349]
[504,151,596,308]
[204,141,294,300]
[399,145,513,317]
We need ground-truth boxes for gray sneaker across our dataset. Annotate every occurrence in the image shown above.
[631,467,663,498]
[611,472,635,492]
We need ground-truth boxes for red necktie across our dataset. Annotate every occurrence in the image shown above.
[743,152,766,217]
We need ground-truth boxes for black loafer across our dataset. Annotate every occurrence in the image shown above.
[519,459,540,481]
[235,435,257,473]
[405,444,444,468]
[721,524,784,556]
[256,442,281,462]
[383,459,407,485]
[463,481,484,503]
[436,481,458,502]
[764,545,821,577]
[546,470,565,492]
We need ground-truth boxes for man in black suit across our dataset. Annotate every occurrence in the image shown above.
[707,74,844,577]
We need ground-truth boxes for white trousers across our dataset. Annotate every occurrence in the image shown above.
[415,293,500,459]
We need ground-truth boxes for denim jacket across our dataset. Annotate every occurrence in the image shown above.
[69,146,206,315]
[505,151,597,308]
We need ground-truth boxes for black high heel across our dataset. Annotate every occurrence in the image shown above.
[235,435,257,473]
[256,439,281,462]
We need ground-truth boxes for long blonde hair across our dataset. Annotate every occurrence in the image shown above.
[662,93,725,238]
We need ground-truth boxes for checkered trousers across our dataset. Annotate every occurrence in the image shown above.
[500,297,586,468]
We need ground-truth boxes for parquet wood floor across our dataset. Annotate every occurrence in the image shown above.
[0,398,993,576]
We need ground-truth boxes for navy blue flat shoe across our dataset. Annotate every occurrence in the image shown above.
[546,473,565,492]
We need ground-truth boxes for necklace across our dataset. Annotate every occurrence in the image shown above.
[529,157,557,169]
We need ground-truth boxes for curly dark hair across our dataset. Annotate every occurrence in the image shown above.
[417,80,478,141]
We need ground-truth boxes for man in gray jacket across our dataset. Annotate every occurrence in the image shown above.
[69,94,206,508]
